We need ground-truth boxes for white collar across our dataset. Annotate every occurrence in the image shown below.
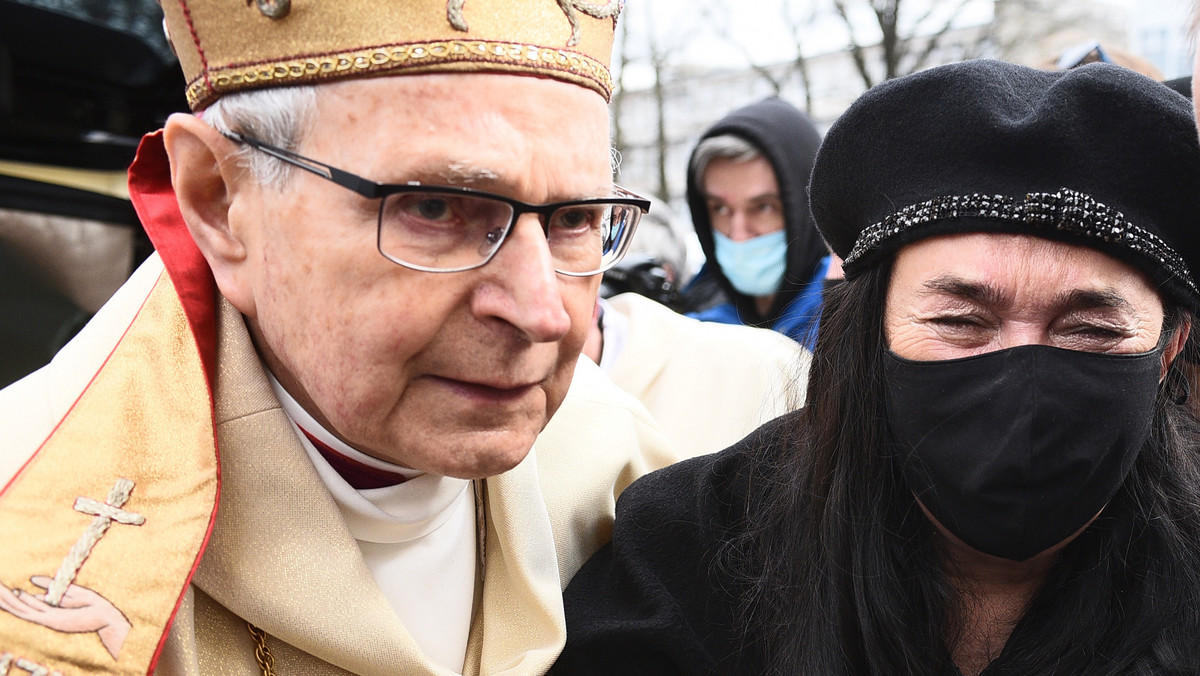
[267,372,471,544]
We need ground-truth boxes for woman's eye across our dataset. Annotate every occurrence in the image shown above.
[1066,325,1125,340]
[930,315,982,327]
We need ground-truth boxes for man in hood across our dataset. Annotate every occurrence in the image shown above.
[681,98,831,347]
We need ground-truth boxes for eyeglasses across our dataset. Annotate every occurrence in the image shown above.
[221,131,649,276]
[1055,40,1112,70]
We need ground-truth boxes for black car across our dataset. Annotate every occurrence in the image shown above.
[0,0,186,386]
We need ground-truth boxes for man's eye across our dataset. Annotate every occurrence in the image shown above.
[414,198,452,221]
[554,208,597,230]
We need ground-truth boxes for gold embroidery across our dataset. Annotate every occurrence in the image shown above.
[447,0,622,46]
[185,38,612,108]
[0,270,218,672]
[0,480,144,662]
[0,653,63,676]
[556,0,622,47]
[45,479,145,607]
[249,0,290,19]
[447,0,468,31]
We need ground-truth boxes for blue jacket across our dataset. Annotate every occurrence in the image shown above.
[686,255,829,348]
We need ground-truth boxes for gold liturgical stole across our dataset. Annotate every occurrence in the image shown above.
[0,271,219,675]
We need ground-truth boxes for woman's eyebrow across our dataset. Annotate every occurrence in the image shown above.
[919,277,1135,313]
[919,275,1007,307]
[1056,288,1134,313]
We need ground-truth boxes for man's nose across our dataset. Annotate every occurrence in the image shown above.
[471,214,573,342]
[727,210,753,241]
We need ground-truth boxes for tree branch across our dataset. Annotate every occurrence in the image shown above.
[832,0,876,88]
[908,0,976,73]
[782,0,815,112]
[699,1,785,93]
[611,6,631,163]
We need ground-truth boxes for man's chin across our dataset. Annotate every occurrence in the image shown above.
[435,443,535,480]
[382,426,540,480]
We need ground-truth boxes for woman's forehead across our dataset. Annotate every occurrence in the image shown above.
[889,232,1164,308]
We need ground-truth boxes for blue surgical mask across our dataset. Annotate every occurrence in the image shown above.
[713,230,787,297]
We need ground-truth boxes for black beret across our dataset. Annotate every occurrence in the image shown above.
[810,59,1200,312]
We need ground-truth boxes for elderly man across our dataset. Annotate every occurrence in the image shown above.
[0,1,676,674]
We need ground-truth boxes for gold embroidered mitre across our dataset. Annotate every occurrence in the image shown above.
[160,0,622,110]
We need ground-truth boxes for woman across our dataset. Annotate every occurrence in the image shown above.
[553,60,1200,675]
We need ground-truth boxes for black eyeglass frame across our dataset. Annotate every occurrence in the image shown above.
[221,130,650,276]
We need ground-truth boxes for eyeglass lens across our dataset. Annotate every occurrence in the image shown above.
[377,192,638,274]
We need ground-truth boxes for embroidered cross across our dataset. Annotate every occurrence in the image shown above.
[0,653,62,676]
[44,479,145,607]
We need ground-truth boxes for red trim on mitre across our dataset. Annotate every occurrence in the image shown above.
[127,130,219,390]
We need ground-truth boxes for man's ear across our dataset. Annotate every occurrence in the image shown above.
[1161,317,1192,380]
[162,113,257,317]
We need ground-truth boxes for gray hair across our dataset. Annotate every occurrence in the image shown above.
[689,134,763,185]
[204,85,318,189]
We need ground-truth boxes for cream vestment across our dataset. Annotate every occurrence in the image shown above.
[597,293,809,458]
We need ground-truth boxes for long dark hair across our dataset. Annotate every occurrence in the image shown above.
[722,262,1200,675]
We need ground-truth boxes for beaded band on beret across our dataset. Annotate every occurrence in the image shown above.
[808,60,1200,312]
[846,188,1197,297]
[160,0,622,110]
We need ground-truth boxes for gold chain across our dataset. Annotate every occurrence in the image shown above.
[246,622,277,676]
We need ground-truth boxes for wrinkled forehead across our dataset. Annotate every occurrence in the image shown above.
[303,74,614,190]
[888,232,1168,311]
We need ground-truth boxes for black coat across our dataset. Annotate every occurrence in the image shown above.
[551,417,785,675]
[552,407,1200,675]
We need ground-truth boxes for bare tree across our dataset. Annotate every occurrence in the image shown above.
[611,10,632,169]
[830,0,980,88]
[698,2,787,95]
[606,0,1114,208]
[781,0,818,114]
[694,0,819,113]
[645,7,673,200]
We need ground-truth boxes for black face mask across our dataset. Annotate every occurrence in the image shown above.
[883,344,1162,561]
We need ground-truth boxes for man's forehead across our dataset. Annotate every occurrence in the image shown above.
[293,77,614,198]
[704,156,779,183]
